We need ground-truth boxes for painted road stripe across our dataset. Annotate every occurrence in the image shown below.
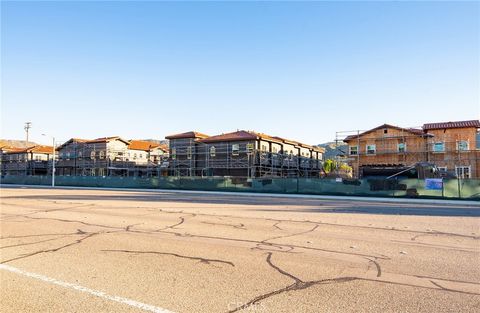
[0,264,175,313]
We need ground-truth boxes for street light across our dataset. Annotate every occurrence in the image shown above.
[42,134,56,187]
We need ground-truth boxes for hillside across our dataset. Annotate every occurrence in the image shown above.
[316,141,348,160]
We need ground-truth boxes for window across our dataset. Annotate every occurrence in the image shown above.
[78,151,83,159]
[90,151,96,159]
[272,147,278,154]
[35,155,41,161]
[187,146,192,159]
[437,166,447,172]
[433,142,445,152]
[59,152,64,159]
[171,148,176,160]
[133,153,137,160]
[457,140,468,151]
[455,166,471,179]
[398,143,406,153]
[246,143,254,154]
[99,151,105,159]
[383,128,388,134]
[261,144,268,152]
[366,145,376,155]
[231,144,239,156]
[210,146,216,157]
[66,152,70,160]
[349,146,358,155]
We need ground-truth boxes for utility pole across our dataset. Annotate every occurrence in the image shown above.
[24,122,32,146]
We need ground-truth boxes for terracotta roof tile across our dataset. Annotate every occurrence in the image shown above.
[423,120,480,130]
[199,131,258,143]
[128,140,161,152]
[0,145,23,152]
[5,145,54,154]
[199,130,322,152]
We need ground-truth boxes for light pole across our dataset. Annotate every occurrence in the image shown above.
[42,134,56,187]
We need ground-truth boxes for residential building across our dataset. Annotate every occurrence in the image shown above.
[55,138,89,176]
[165,131,210,177]
[166,130,324,178]
[1,145,55,176]
[56,136,130,176]
[423,120,480,178]
[55,137,169,177]
[127,140,168,165]
[343,120,480,178]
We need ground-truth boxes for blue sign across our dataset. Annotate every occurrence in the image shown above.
[425,178,443,190]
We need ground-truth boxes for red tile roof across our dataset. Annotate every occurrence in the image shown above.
[128,140,161,152]
[0,145,23,152]
[165,131,209,140]
[199,130,324,152]
[5,145,54,154]
[199,130,258,143]
[423,120,480,130]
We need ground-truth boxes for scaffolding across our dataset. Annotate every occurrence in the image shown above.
[54,141,169,178]
[168,139,323,178]
[336,126,480,178]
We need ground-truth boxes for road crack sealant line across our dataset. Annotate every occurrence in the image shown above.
[0,264,175,313]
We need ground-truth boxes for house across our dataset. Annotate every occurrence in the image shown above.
[56,137,170,177]
[127,140,168,165]
[55,138,89,176]
[56,136,130,176]
[165,130,324,178]
[165,131,210,177]
[343,120,480,178]
[423,120,480,178]
[1,145,55,176]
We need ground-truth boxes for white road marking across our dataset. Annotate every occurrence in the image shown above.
[0,264,175,313]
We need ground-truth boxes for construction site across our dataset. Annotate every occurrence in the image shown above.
[166,130,325,179]
[338,121,480,178]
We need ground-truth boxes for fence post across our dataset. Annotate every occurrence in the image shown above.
[457,177,461,199]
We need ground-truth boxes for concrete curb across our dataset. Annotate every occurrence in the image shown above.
[2,184,479,207]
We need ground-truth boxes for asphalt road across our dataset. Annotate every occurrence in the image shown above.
[1,187,479,312]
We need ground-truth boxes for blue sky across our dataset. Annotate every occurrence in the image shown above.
[1,1,479,145]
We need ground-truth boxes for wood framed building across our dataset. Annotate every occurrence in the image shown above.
[55,137,169,177]
[343,120,480,178]
[166,130,324,178]
[56,137,130,176]
[423,120,480,178]
[1,145,55,176]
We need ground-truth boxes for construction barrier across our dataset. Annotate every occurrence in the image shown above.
[1,175,479,200]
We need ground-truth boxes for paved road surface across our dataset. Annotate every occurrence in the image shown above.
[1,187,479,312]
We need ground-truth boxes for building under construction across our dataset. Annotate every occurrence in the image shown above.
[166,130,325,178]
[54,137,169,177]
[340,120,480,178]
[1,145,55,176]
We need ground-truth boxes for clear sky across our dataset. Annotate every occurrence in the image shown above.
[1,1,479,146]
